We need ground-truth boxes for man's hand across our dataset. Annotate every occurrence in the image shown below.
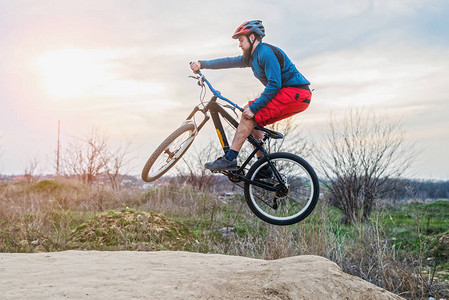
[243,104,255,120]
[190,61,201,73]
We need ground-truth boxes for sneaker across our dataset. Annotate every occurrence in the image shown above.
[205,156,238,171]
[255,164,273,179]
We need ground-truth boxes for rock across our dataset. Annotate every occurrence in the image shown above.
[219,226,234,238]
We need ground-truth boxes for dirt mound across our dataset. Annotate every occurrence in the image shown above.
[68,209,194,251]
[0,251,403,299]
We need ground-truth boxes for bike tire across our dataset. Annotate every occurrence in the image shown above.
[244,152,319,225]
[141,123,196,182]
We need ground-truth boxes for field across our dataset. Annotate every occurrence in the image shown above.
[1,179,448,299]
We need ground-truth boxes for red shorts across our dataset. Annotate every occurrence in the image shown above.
[249,87,311,127]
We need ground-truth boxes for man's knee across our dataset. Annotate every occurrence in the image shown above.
[239,117,255,131]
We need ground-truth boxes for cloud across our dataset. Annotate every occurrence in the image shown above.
[304,41,449,114]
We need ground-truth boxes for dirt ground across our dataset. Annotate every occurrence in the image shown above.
[0,251,403,299]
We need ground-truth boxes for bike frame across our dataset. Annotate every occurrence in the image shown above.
[185,72,283,191]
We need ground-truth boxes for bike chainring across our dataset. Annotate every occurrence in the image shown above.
[225,169,245,183]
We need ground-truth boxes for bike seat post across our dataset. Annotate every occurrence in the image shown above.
[262,134,271,144]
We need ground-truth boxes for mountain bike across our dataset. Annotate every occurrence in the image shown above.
[141,72,319,225]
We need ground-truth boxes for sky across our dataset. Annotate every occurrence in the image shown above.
[1,0,448,179]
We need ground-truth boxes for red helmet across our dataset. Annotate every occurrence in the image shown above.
[232,20,265,39]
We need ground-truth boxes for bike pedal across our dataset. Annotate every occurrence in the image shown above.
[209,168,239,174]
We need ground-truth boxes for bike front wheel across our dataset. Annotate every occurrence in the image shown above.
[244,152,319,225]
[142,123,196,182]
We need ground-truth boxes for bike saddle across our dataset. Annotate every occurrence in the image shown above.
[254,126,284,139]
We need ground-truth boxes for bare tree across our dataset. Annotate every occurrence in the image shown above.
[105,139,133,190]
[62,128,110,185]
[24,155,39,183]
[317,107,416,223]
[61,128,133,188]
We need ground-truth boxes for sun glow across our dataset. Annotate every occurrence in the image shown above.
[37,48,166,99]
[37,48,116,98]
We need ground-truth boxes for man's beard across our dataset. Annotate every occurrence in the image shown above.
[242,47,252,59]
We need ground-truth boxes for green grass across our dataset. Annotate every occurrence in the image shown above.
[381,201,449,258]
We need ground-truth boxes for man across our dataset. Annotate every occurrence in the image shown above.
[190,20,311,171]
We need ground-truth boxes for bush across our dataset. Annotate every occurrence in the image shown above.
[67,209,195,251]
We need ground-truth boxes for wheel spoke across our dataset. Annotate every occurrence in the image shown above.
[142,124,196,182]
[148,131,192,177]
[244,153,319,225]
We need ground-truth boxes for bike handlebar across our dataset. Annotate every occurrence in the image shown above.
[196,71,244,112]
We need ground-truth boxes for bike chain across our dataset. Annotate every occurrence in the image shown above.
[227,176,277,210]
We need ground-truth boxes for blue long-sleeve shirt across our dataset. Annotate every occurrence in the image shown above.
[200,42,310,114]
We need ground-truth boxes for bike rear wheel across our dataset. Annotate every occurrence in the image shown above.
[142,123,196,182]
[244,152,319,225]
